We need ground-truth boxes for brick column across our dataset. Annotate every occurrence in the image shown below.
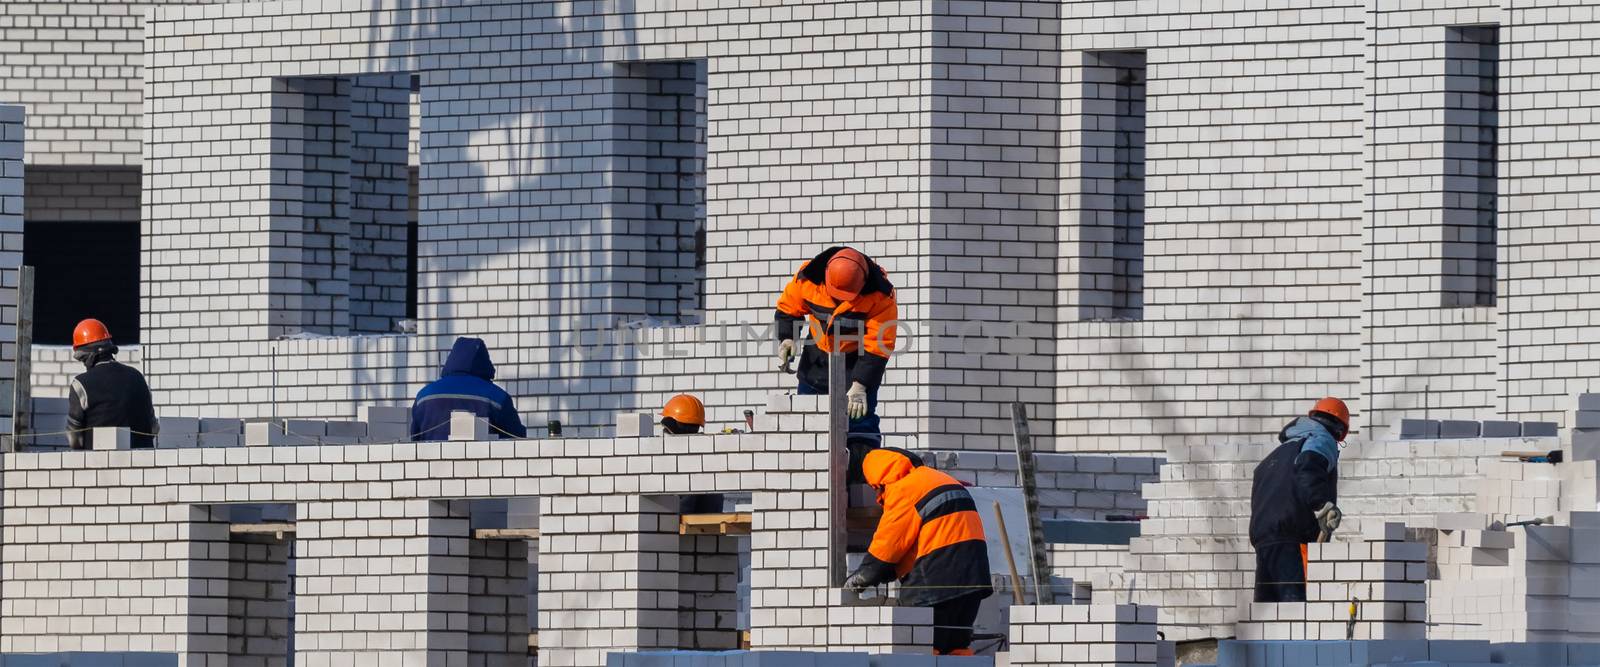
[537,494,681,667]
[292,499,472,665]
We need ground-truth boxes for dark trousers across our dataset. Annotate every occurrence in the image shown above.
[797,377,880,440]
[1253,542,1307,602]
[932,591,986,654]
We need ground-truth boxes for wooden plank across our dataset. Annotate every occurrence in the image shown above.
[1010,401,1053,604]
[229,522,295,539]
[473,528,542,540]
[679,512,752,535]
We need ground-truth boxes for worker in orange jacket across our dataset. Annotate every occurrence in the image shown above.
[774,246,897,441]
[845,448,993,655]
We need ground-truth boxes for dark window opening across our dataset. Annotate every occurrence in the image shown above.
[1442,26,1498,307]
[615,59,708,324]
[25,220,140,345]
[1079,51,1147,322]
[270,73,420,336]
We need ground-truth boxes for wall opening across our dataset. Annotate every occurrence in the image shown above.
[270,73,420,337]
[222,503,296,667]
[1442,26,1498,308]
[467,498,536,663]
[1079,51,1147,321]
[23,166,141,344]
[614,59,708,324]
[676,493,746,650]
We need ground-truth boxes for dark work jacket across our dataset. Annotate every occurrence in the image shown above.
[774,246,898,391]
[410,337,526,441]
[68,356,158,449]
[1249,417,1340,547]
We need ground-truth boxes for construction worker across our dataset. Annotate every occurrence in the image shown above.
[774,246,897,440]
[67,318,158,449]
[660,394,705,434]
[845,448,992,655]
[1249,396,1348,602]
[410,337,526,441]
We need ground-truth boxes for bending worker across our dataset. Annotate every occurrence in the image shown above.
[411,337,526,441]
[845,449,992,655]
[1249,396,1348,602]
[67,318,158,449]
[774,246,897,440]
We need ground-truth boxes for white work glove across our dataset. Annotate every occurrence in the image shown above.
[847,381,868,420]
[1315,502,1342,535]
[778,339,795,367]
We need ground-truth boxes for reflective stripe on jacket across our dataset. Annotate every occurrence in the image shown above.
[858,448,993,606]
[774,246,898,390]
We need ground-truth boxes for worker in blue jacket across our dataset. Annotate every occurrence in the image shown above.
[410,337,526,441]
[1249,397,1348,602]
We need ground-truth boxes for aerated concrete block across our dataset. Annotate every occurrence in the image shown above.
[616,412,654,438]
[1395,419,1439,439]
[1523,421,1559,437]
[449,411,488,440]
[359,404,409,424]
[1481,420,1522,437]
[1439,420,1481,438]
[92,427,129,450]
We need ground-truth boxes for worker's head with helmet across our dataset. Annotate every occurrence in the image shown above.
[660,394,706,435]
[824,247,869,302]
[71,318,118,368]
[1308,396,1350,441]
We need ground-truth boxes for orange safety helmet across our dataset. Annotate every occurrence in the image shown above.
[660,394,706,426]
[73,318,112,348]
[824,247,869,302]
[1310,396,1350,431]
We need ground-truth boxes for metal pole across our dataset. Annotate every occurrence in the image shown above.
[827,346,848,588]
[8,265,33,453]
[1010,401,1053,603]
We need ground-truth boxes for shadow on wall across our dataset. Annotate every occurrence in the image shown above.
[403,0,646,433]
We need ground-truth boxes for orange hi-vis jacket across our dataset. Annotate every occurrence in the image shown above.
[855,448,993,606]
[774,247,898,390]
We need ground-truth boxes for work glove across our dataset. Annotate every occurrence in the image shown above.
[844,569,872,594]
[778,339,796,369]
[1315,502,1343,535]
[847,381,869,420]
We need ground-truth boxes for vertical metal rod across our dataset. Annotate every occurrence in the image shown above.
[826,345,848,588]
[993,500,1026,605]
[1009,401,1053,604]
[9,265,33,453]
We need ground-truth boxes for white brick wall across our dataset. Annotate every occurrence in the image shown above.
[0,106,24,410]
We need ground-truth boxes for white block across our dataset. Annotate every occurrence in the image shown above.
[616,412,653,438]
[92,427,130,451]
[367,421,409,443]
[449,411,488,441]
[158,417,199,434]
[359,405,410,424]
[324,421,368,439]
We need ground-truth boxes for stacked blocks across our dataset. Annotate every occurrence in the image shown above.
[1007,604,1159,666]
[1237,522,1427,642]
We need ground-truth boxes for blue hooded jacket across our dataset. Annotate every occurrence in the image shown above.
[410,337,526,441]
